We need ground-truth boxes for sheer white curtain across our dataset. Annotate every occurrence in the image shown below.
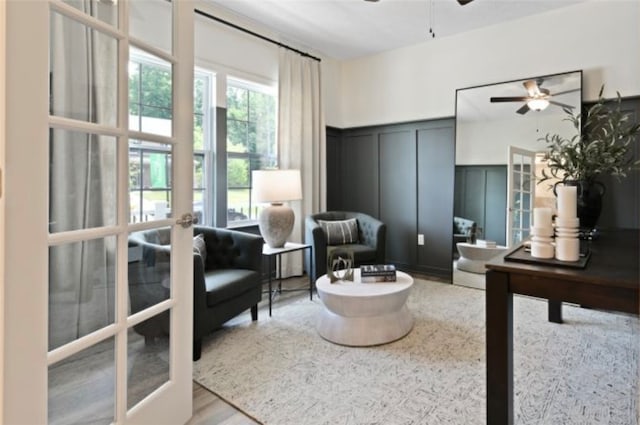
[49,2,117,349]
[278,48,325,277]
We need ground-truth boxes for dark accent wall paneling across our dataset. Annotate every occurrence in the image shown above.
[418,124,455,275]
[597,98,640,230]
[454,165,507,246]
[326,127,343,211]
[379,128,417,267]
[340,132,379,217]
[328,118,455,280]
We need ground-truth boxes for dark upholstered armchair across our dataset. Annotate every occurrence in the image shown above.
[128,226,263,361]
[305,211,386,281]
[453,216,477,254]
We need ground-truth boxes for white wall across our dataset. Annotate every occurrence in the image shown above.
[337,1,640,128]
[456,113,575,165]
[192,3,342,123]
[194,8,279,88]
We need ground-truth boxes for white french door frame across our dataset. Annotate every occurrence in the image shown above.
[3,1,195,423]
[506,146,537,247]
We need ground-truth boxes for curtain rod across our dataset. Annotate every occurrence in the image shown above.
[195,8,322,63]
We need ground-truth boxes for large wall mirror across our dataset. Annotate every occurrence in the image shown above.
[453,70,582,288]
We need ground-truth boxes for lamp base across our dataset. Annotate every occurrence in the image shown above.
[258,203,294,248]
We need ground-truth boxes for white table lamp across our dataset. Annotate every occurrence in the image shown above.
[252,169,302,248]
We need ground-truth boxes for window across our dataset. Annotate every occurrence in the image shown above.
[226,80,277,223]
[128,52,210,223]
[193,73,210,225]
[128,57,275,227]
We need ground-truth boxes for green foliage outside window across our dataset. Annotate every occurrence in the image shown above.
[226,84,276,221]
[129,62,172,119]
[226,85,276,177]
[194,77,205,151]
[128,57,208,222]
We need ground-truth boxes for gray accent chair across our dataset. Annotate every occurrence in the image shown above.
[305,211,386,281]
[453,216,477,254]
[128,226,263,361]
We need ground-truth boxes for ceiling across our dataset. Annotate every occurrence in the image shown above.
[207,0,588,60]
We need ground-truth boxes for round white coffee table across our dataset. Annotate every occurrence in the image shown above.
[315,268,414,346]
[456,242,509,274]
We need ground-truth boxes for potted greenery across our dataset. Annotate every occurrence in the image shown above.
[539,85,640,231]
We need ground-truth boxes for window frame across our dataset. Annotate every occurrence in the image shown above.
[226,77,278,226]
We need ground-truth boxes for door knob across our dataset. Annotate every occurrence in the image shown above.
[176,212,196,228]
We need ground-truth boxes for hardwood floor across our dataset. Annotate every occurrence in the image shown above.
[187,381,260,425]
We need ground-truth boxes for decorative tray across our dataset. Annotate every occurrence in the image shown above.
[503,244,591,269]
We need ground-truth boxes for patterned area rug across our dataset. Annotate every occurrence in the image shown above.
[193,279,639,425]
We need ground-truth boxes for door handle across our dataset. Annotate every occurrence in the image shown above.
[176,212,197,228]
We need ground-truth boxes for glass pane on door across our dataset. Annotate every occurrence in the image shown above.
[129,49,173,137]
[61,0,119,26]
[50,11,117,126]
[49,236,117,351]
[128,229,171,312]
[48,337,115,425]
[129,140,173,223]
[129,0,172,53]
[49,129,117,233]
[127,316,171,409]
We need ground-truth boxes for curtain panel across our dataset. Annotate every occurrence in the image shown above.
[278,48,326,277]
[49,4,117,350]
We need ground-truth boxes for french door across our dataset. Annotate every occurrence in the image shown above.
[3,1,194,423]
[507,146,536,247]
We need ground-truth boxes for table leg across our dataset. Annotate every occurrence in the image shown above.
[548,300,563,323]
[268,255,273,317]
[486,269,514,425]
[309,246,313,300]
[277,253,282,293]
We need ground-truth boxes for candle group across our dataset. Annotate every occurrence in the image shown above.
[556,186,577,219]
[533,207,552,228]
[554,185,580,261]
[529,186,580,261]
[530,207,554,259]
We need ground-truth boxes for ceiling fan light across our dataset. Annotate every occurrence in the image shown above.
[527,98,550,111]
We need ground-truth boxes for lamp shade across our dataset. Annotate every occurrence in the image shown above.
[252,169,302,204]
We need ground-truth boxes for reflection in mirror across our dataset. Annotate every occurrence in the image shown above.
[453,70,582,289]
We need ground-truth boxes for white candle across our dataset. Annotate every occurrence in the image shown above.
[533,207,552,228]
[556,186,577,218]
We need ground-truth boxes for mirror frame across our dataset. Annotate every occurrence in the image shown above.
[452,70,583,287]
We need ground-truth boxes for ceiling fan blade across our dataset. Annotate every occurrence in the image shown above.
[491,96,530,103]
[523,80,540,97]
[549,100,575,109]
[550,88,580,96]
[516,104,530,115]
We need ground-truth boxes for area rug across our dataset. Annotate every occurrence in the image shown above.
[193,279,639,425]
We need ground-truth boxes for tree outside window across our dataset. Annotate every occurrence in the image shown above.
[226,81,277,223]
[128,52,208,223]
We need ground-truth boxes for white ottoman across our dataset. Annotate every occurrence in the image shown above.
[315,268,414,346]
[456,242,509,274]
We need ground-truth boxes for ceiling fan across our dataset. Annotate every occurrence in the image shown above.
[490,78,579,115]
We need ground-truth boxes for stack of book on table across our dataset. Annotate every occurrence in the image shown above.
[360,264,397,282]
[477,240,497,248]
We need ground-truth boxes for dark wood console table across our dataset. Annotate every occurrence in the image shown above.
[485,229,639,425]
